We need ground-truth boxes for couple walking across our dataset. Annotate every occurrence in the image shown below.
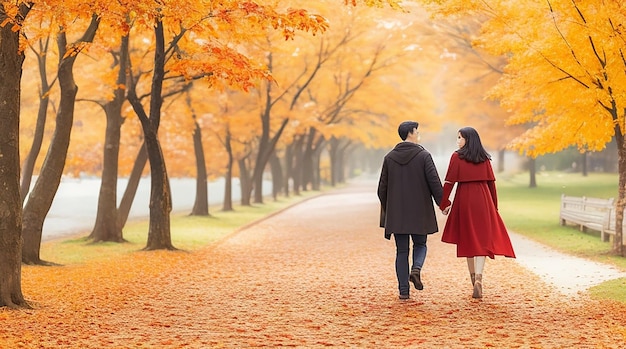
[377,121,516,300]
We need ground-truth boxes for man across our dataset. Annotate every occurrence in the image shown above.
[377,121,443,300]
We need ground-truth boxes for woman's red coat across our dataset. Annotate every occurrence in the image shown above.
[440,152,516,259]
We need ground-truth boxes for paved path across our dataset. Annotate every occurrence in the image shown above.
[147,180,625,347]
[13,179,626,348]
[348,178,626,298]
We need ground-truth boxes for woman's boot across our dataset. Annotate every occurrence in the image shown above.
[466,258,476,286]
[472,274,483,299]
[470,273,476,286]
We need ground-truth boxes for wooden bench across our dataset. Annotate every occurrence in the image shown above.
[605,207,626,245]
[559,195,614,238]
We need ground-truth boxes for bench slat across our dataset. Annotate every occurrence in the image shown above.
[559,194,613,240]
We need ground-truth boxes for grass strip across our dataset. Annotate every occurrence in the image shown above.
[41,189,323,265]
[497,171,626,303]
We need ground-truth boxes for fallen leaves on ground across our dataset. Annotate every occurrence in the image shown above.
[2,190,626,348]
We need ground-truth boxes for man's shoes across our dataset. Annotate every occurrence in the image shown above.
[399,293,410,300]
[409,268,423,290]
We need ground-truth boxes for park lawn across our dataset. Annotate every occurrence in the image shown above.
[40,189,323,265]
[496,171,626,303]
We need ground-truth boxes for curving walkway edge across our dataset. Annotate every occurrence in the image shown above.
[9,178,626,348]
[509,232,626,296]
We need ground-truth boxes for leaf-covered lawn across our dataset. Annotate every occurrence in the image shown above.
[2,190,626,348]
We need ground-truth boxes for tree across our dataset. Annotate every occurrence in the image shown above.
[19,37,54,203]
[203,89,258,210]
[89,33,129,242]
[0,0,32,308]
[299,3,439,186]
[430,17,525,173]
[124,0,328,249]
[186,87,210,216]
[429,0,626,255]
[22,15,101,264]
[248,34,337,203]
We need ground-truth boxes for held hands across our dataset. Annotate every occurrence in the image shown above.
[440,182,453,216]
[441,205,451,216]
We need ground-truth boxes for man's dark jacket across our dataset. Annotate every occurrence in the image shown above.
[377,142,443,239]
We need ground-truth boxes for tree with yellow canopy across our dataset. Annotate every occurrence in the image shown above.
[427,0,626,255]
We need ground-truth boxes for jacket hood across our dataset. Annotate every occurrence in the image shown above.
[388,142,424,165]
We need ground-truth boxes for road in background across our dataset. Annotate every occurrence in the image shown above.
[42,177,272,241]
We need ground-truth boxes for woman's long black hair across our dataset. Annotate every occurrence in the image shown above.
[456,126,491,164]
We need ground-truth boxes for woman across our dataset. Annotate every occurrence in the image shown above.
[439,127,516,299]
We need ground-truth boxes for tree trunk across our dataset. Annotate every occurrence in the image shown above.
[283,143,293,197]
[0,3,30,308]
[581,151,588,176]
[337,141,352,184]
[250,142,270,204]
[222,126,233,211]
[117,145,148,227]
[142,126,174,250]
[311,138,326,191]
[127,19,175,251]
[238,158,251,206]
[250,89,271,205]
[252,152,268,204]
[269,150,283,201]
[190,119,209,216]
[302,128,316,191]
[312,151,322,190]
[292,135,304,196]
[20,39,52,203]
[604,138,618,172]
[250,97,290,204]
[328,137,339,187]
[497,149,505,173]
[528,157,537,188]
[613,127,624,256]
[328,137,350,186]
[90,97,124,242]
[23,18,100,265]
[90,34,129,243]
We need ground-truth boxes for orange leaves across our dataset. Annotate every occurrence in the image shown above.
[344,0,405,9]
[0,2,29,33]
[0,2,20,26]
[279,8,329,39]
[170,43,273,92]
[3,199,626,348]
[61,41,91,59]
[213,1,329,41]
[239,1,263,14]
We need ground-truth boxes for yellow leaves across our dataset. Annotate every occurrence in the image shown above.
[434,0,626,157]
